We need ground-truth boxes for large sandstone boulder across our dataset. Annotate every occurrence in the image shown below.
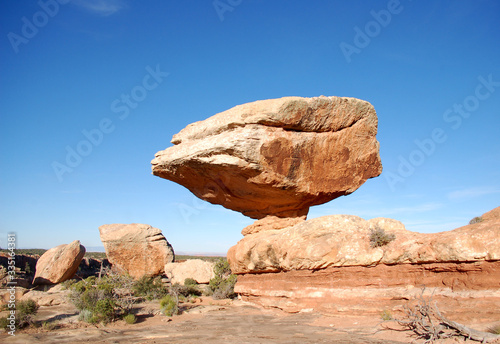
[152,96,382,231]
[164,259,215,285]
[228,208,500,274]
[99,223,174,279]
[33,240,85,285]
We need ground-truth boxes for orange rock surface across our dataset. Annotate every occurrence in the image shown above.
[151,96,382,228]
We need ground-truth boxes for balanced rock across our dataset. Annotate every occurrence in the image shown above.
[152,96,382,231]
[164,259,215,284]
[33,240,85,285]
[99,223,174,279]
[227,209,500,274]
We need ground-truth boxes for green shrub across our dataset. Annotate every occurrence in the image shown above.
[160,295,178,316]
[369,227,396,248]
[132,276,168,300]
[184,278,198,286]
[208,258,237,299]
[381,309,392,321]
[68,272,133,324]
[78,309,95,323]
[123,314,137,324]
[0,299,40,330]
[171,283,202,297]
[469,216,483,225]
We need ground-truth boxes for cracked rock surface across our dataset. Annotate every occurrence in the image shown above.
[151,96,382,228]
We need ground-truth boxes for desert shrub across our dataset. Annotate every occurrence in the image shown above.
[380,309,392,321]
[208,258,237,299]
[132,276,168,300]
[41,321,56,331]
[469,216,483,225]
[78,309,95,323]
[24,262,32,275]
[0,299,40,330]
[171,282,202,298]
[61,279,76,290]
[69,270,136,324]
[184,278,198,286]
[160,295,178,316]
[369,227,396,248]
[123,313,137,324]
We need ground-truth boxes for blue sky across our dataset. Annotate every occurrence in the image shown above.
[1,0,499,254]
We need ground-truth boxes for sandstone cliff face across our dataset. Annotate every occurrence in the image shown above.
[33,240,85,285]
[152,96,382,229]
[99,223,174,279]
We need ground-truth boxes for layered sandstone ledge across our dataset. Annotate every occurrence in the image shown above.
[236,261,500,317]
[230,207,500,318]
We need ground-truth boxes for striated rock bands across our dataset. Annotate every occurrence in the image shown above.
[33,240,85,285]
[151,96,382,227]
[99,223,174,279]
[235,261,500,316]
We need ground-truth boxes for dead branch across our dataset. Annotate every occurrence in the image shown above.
[394,288,500,343]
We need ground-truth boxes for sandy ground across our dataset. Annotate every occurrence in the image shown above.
[1,297,499,344]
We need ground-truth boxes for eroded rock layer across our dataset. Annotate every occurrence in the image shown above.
[235,261,500,317]
[227,208,500,274]
[152,96,382,226]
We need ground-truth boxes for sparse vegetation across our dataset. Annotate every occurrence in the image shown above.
[469,216,483,225]
[184,277,198,286]
[369,226,396,248]
[381,309,393,321]
[208,258,237,300]
[391,290,500,343]
[68,269,137,324]
[160,295,178,316]
[0,299,39,330]
[123,313,137,324]
[132,275,168,300]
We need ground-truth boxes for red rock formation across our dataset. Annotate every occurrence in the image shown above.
[235,261,500,318]
[33,240,85,285]
[151,96,382,231]
[230,207,500,318]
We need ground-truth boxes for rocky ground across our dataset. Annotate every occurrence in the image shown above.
[1,286,499,344]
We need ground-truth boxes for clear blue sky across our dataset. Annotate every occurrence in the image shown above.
[1,0,499,254]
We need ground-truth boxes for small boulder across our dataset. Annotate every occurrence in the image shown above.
[164,259,215,284]
[32,240,85,285]
[99,223,175,279]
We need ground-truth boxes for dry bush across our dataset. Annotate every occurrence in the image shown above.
[392,290,500,343]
